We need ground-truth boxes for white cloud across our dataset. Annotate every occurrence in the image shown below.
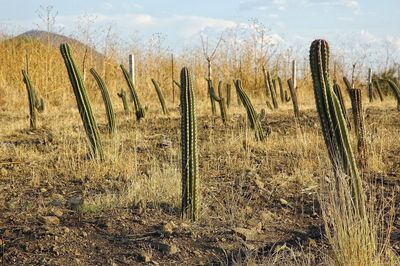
[359,30,381,44]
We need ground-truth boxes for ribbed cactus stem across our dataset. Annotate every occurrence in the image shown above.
[180,67,198,222]
[348,88,366,168]
[60,43,104,161]
[90,68,116,135]
[267,72,279,109]
[287,78,300,118]
[117,89,129,113]
[22,70,37,130]
[278,77,285,103]
[385,79,400,111]
[151,78,169,115]
[309,39,365,218]
[207,79,217,115]
[234,79,265,141]
[209,81,228,124]
[333,80,351,129]
[372,80,384,101]
[226,83,231,108]
[120,64,145,121]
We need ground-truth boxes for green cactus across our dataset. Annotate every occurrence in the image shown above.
[267,72,279,109]
[180,67,198,222]
[151,79,169,115]
[309,39,365,218]
[278,77,285,103]
[333,80,351,130]
[209,81,228,124]
[372,80,384,102]
[120,64,145,121]
[284,90,291,102]
[234,79,265,141]
[60,43,104,161]
[207,79,217,115]
[384,79,400,111]
[348,88,366,168]
[90,68,116,135]
[287,78,300,118]
[22,70,39,130]
[117,89,129,113]
[226,83,231,108]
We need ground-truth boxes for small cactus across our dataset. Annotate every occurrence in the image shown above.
[267,71,279,109]
[120,64,145,121]
[209,80,228,124]
[180,67,198,222]
[226,83,231,108]
[117,89,129,113]
[90,68,116,135]
[60,43,104,161]
[234,79,265,141]
[22,70,43,130]
[348,87,366,168]
[151,78,169,115]
[278,77,285,103]
[287,78,300,118]
[372,80,384,102]
[333,80,351,130]
[207,79,217,115]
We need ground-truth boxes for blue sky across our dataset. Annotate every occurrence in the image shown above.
[1,0,399,64]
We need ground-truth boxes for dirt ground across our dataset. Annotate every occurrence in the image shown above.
[0,102,399,265]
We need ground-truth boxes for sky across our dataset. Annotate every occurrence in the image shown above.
[0,0,399,66]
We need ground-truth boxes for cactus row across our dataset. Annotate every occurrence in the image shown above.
[151,79,169,115]
[234,79,265,141]
[309,39,365,218]
[60,43,104,161]
[120,64,145,121]
[180,67,198,222]
[22,70,44,130]
[348,88,366,168]
[90,68,116,135]
[117,89,129,113]
[209,80,228,124]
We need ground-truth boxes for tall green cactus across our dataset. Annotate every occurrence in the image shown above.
[385,79,400,111]
[22,70,44,130]
[309,39,365,218]
[180,67,198,222]
[333,80,351,129]
[151,78,169,115]
[348,88,366,168]
[117,89,129,113]
[120,64,145,121]
[267,71,279,109]
[234,79,265,141]
[90,68,116,135]
[60,43,104,161]
[209,81,228,124]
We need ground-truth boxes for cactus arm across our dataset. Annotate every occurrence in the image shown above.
[120,64,145,120]
[90,68,116,135]
[22,70,37,130]
[60,43,104,161]
[151,78,169,115]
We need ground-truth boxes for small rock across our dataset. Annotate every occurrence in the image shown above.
[138,251,152,262]
[279,198,289,206]
[161,221,177,235]
[67,197,84,210]
[152,241,179,255]
[232,227,258,241]
[81,231,88,237]
[50,209,63,218]
[39,216,60,226]
[40,188,47,193]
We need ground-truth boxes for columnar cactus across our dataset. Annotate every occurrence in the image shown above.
[234,79,265,141]
[385,79,400,111]
[278,77,285,103]
[226,83,231,108]
[120,64,145,121]
[333,80,351,129]
[267,71,279,109]
[90,68,116,135]
[209,81,228,124]
[151,78,169,115]
[180,67,198,222]
[22,70,44,130]
[60,43,104,161]
[309,39,365,217]
[348,88,366,168]
[207,79,217,115]
[117,89,129,113]
[287,78,300,118]
[372,80,384,101]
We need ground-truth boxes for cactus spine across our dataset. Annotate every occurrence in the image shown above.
[151,79,169,115]
[180,67,198,222]
[309,39,365,218]
[120,64,145,121]
[90,68,116,135]
[22,70,44,130]
[60,43,104,161]
[234,79,265,141]
[117,89,129,113]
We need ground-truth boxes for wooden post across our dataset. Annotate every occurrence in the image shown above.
[128,54,135,87]
[171,53,175,103]
[367,68,373,102]
[291,60,297,89]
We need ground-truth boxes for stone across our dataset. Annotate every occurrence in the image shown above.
[152,241,179,255]
[50,209,63,218]
[232,227,259,241]
[67,197,84,210]
[39,216,60,226]
[161,221,177,235]
[138,251,152,262]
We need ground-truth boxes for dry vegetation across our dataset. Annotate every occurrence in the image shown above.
[0,28,399,265]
